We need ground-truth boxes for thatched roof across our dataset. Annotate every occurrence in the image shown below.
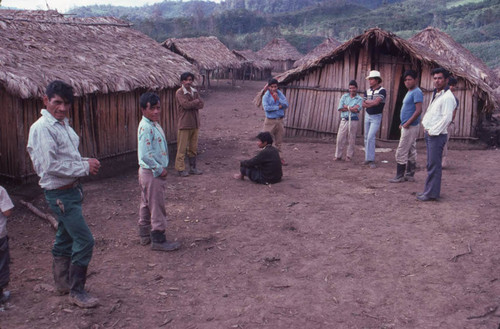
[256,38,303,61]
[409,27,498,88]
[162,36,241,71]
[232,49,272,70]
[293,37,341,68]
[0,10,196,99]
[261,28,497,112]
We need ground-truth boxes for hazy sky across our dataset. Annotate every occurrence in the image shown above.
[2,0,220,13]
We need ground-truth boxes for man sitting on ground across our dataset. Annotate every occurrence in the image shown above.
[233,132,282,184]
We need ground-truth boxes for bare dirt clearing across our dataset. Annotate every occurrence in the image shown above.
[2,80,499,329]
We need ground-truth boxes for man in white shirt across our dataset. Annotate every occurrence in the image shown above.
[418,68,457,201]
[27,80,101,308]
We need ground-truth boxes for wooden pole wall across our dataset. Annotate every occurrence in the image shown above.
[1,88,178,180]
[280,47,485,142]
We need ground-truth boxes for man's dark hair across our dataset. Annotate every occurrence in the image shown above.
[448,76,458,86]
[348,80,358,88]
[431,67,450,78]
[268,78,279,86]
[45,80,74,103]
[256,131,273,145]
[180,72,195,82]
[403,70,418,79]
[139,92,160,109]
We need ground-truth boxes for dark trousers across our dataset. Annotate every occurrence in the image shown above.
[0,236,9,289]
[44,185,94,267]
[423,133,448,198]
[240,166,265,184]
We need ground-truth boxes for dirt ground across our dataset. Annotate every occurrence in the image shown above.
[1,80,499,329]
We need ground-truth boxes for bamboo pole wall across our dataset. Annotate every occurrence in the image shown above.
[280,47,484,142]
[1,88,178,180]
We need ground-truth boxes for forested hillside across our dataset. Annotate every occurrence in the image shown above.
[69,0,499,69]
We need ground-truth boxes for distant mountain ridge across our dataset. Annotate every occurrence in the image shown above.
[67,0,499,69]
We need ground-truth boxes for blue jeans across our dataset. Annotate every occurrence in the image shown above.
[364,113,382,162]
[44,185,94,267]
[422,133,448,199]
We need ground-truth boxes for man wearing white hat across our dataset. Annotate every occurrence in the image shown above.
[362,70,386,169]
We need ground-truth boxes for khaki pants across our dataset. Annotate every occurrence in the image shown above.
[395,125,419,164]
[175,129,199,171]
[335,119,358,159]
[263,117,284,152]
[138,168,167,231]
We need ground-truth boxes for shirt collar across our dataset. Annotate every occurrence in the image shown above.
[142,116,158,126]
[182,85,197,95]
[41,109,69,126]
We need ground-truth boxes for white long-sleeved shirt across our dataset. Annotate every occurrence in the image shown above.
[422,89,457,136]
[0,186,14,238]
[27,109,89,189]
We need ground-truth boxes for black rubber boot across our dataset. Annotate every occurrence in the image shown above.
[405,161,416,182]
[138,225,151,246]
[69,264,99,308]
[389,163,406,183]
[53,256,71,295]
[151,230,180,252]
[188,157,203,175]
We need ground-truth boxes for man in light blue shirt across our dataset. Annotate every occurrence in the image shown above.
[390,70,423,183]
[27,80,100,308]
[137,92,180,252]
[334,80,363,161]
[262,78,289,164]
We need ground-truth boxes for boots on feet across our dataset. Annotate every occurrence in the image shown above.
[389,163,406,183]
[53,256,71,295]
[69,264,99,308]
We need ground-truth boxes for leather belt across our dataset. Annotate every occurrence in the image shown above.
[56,180,79,190]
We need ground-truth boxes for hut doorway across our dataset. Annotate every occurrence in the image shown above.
[389,70,409,140]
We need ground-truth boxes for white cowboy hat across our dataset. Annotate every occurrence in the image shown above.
[366,70,382,80]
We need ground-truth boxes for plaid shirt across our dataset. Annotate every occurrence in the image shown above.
[27,109,89,190]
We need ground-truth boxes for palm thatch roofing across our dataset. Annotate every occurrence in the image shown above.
[162,36,241,71]
[293,37,341,68]
[232,49,272,70]
[0,10,195,99]
[409,27,498,89]
[256,38,303,61]
[263,28,497,112]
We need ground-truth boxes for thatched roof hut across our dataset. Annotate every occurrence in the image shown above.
[255,28,498,142]
[256,38,303,73]
[409,27,498,89]
[162,36,241,87]
[293,37,341,68]
[232,49,272,81]
[0,9,196,180]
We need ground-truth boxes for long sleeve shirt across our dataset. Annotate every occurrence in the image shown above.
[27,109,90,190]
[0,186,14,238]
[338,93,363,120]
[262,90,289,119]
[422,89,457,136]
[240,145,282,184]
[175,86,204,130]
[137,116,169,177]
